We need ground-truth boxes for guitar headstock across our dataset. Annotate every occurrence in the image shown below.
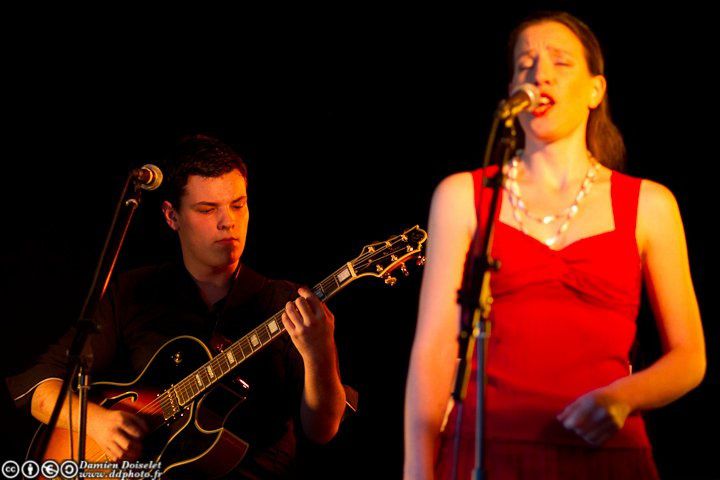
[350,225,428,285]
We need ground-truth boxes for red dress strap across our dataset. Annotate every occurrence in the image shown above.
[610,170,642,236]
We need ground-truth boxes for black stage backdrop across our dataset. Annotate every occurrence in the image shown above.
[1,2,717,479]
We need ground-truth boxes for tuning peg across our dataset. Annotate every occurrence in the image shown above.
[400,263,409,276]
[416,256,426,266]
[384,274,397,286]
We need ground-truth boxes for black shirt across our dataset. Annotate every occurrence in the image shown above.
[6,262,305,478]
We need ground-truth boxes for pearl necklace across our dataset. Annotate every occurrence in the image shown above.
[504,154,600,247]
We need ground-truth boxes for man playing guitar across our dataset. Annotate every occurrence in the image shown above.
[6,134,347,478]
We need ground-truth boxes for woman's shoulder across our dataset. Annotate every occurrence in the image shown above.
[433,166,501,199]
[637,178,681,229]
[433,171,474,203]
[637,177,678,208]
[631,176,683,255]
[429,171,478,235]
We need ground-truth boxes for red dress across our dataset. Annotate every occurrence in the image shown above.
[435,167,660,479]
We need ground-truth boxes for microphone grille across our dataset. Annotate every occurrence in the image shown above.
[513,83,541,110]
[140,164,163,191]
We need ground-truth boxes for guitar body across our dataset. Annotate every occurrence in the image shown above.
[30,336,249,479]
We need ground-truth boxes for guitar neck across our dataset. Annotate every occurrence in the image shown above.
[171,262,358,407]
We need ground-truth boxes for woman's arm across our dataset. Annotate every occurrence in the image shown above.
[559,179,706,445]
[404,172,476,480]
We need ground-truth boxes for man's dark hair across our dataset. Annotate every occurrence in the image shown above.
[163,134,248,208]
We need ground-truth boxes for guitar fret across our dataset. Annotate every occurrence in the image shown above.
[177,385,188,406]
[231,343,245,362]
[200,368,211,387]
[253,330,263,347]
[180,380,189,395]
[240,339,253,357]
[187,382,197,399]
[313,284,326,301]
[267,316,280,335]
[334,266,351,285]
[226,350,236,365]
[211,359,220,377]
[217,354,230,373]
[175,385,184,407]
[214,358,225,376]
[258,325,271,344]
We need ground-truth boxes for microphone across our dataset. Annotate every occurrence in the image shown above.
[496,83,541,120]
[131,164,163,191]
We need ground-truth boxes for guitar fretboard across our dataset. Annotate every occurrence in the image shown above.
[160,263,355,418]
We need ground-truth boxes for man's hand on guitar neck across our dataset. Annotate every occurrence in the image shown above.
[31,379,148,461]
[281,287,337,363]
[281,287,347,444]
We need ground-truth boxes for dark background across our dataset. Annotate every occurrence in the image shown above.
[1,2,717,478]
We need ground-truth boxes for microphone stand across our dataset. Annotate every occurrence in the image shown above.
[33,172,149,473]
[450,108,518,480]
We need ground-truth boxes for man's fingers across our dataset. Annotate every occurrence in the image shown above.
[295,297,315,326]
[298,287,323,312]
[120,422,143,439]
[285,301,302,324]
[105,444,122,461]
[281,312,296,332]
[113,433,131,451]
[107,440,124,460]
[119,413,148,438]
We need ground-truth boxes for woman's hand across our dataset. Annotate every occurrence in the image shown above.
[557,387,631,446]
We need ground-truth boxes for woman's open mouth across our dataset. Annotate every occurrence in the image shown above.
[532,94,555,117]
